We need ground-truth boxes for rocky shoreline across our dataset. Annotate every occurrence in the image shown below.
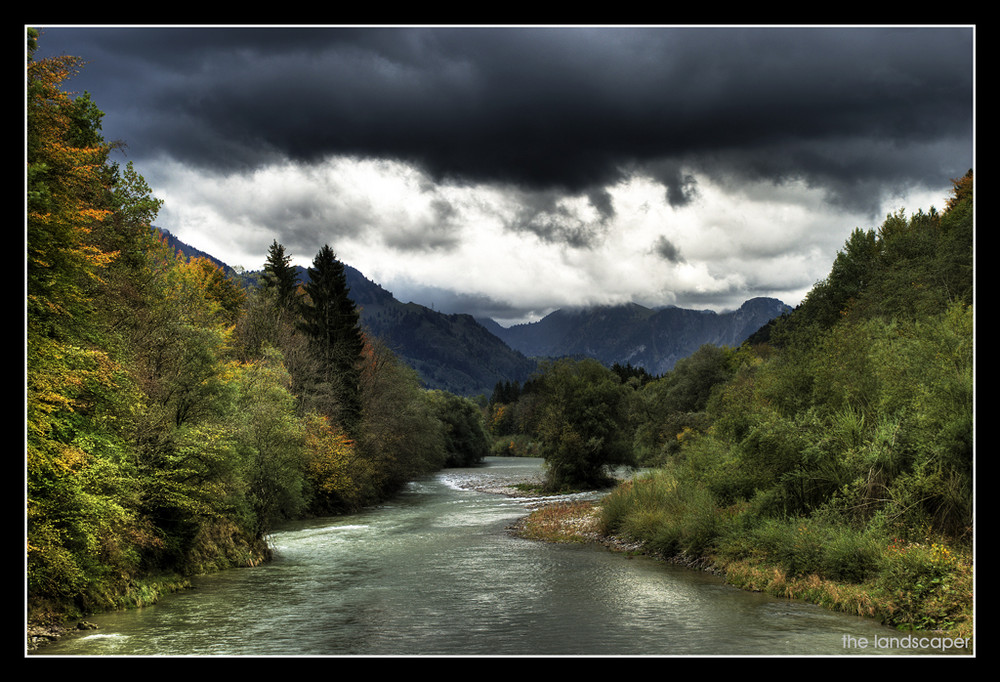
[454,473,668,557]
[27,619,97,652]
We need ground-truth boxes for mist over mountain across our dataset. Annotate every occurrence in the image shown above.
[158,228,788,395]
[481,298,792,376]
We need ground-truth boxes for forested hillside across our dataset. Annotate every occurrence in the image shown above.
[489,170,973,634]
[610,173,974,633]
[26,30,489,626]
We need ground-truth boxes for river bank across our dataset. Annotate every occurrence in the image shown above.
[505,497,717,571]
[29,461,972,655]
[506,496,974,651]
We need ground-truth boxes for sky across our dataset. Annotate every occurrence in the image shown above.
[30,25,974,326]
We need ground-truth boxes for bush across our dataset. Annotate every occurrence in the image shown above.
[489,433,541,458]
[600,469,722,558]
[874,538,971,631]
[733,516,881,582]
[819,526,882,582]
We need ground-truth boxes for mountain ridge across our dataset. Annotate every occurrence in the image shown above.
[482,297,791,376]
[156,228,789,394]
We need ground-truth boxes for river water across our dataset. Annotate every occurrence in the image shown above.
[33,457,961,657]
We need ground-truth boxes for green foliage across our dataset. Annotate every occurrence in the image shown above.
[600,468,725,558]
[873,538,970,630]
[27,42,115,339]
[354,336,448,496]
[533,358,635,491]
[489,433,542,458]
[299,245,365,433]
[24,29,974,637]
[633,345,737,464]
[27,32,466,624]
[226,351,310,536]
[716,516,882,582]
[594,172,973,633]
[426,390,492,467]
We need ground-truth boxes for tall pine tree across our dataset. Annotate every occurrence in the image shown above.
[261,239,299,311]
[299,245,365,432]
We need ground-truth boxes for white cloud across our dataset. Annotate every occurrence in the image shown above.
[144,153,951,323]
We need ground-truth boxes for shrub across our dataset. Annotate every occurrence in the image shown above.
[489,433,541,457]
[600,469,722,558]
[735,516,880,582]
[874,538,971,631]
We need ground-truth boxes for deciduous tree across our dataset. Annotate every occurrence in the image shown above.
[533,359,635,491]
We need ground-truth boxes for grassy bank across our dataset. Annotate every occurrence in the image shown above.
[512,473,973,646]
[27,573,195,650]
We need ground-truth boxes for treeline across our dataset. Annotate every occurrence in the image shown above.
[487,345,740,488]
[489,169,973,632]
[26,30,489,624]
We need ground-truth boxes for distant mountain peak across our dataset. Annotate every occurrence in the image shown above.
[486,297,791,375]
[154,227,789,389]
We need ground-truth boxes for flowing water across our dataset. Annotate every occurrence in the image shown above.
[33,457,962,656]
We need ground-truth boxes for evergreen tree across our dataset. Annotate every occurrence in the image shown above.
[262,239,299,311]
[299,245,365,432]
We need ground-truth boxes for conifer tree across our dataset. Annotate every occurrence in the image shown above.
[299,245,365,432]
[262,239,299,311]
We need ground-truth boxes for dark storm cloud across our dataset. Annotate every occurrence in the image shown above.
[504,188,611,248]
[35,25,973,215]
[651,235,684,264]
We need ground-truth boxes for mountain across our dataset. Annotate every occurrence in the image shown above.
[156,228,787,393]
[340,266,537,397]
[157,229,234,274]
[483,298,792,376]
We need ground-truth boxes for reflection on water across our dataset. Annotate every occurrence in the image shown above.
[33,458,960,656]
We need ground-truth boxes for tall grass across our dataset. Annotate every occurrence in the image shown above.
[600,468,724,558]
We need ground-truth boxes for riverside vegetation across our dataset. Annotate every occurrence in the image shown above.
[27,27,973,649]
[26,29,491,645]
[497,170,973,642]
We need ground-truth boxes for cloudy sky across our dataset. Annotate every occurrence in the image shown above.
[31,25,974,325]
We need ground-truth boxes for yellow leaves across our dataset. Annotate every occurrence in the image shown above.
[945,170,972,213]
[27,440,88,474]
[302,412,376,509]
[676,426,696,442]
[303,412,357,492]
[489,403,508,430]
[79,207,113,223]
[170,257,246,327]
[28,49,119,334]
[28,337,116,413]
[27,335,120,497]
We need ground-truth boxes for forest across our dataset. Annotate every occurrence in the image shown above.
[26,30,490,626]
[27,27,973,639]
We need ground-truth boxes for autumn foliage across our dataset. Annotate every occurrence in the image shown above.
[26,29,469,624]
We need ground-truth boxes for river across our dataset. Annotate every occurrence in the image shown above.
[32,457,960,657]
